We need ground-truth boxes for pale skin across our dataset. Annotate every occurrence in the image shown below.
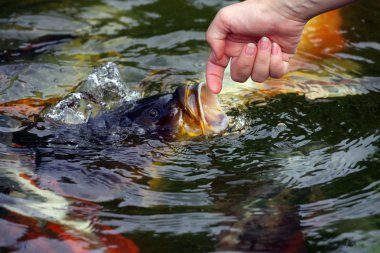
[206,0,356,94]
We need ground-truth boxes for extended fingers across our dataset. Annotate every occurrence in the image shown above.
[251,37,271,83]
[249,38,290,83]
[230,43,257,82]
[270,43,289,78]
[208,36,290,92]
[206,8,229,60]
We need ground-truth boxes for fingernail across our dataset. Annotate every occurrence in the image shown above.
[272,43,279,55]
[260,37,269,50]
[245,43,256,56]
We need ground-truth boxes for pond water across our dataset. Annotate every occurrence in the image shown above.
[1,0,380,252]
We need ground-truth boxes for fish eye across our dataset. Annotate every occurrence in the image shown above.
[148,108,160,119]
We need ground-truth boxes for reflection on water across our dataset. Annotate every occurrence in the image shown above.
[1,0,380,252]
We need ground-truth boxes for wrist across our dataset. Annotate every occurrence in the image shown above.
[244,0,307,26]
[262,0,356,23]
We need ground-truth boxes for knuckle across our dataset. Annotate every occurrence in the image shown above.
[270,62,287,79]
[231,66,252,83]
[256,77,266,83]
[251,72,268,83]
[205,32,213,44]
[208,52,216,62]
[218,7,229,21]
[255,77,266,83]
[232,74,248,83]
[231,68,249,83]
[269,67,281,79]
[270,71,284,79]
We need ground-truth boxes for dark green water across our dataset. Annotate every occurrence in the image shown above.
[0,0,379,252]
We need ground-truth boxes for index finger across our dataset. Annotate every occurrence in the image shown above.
[206,52,230,94]
[206,8,229,60]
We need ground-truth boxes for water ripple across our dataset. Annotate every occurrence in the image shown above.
[100,211,236,235]
[275,133,379,188]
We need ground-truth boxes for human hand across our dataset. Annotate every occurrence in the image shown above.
[205,0,307,94]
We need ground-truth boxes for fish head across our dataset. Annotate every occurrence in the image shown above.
[120,83,228,138]
[122,92,182,136]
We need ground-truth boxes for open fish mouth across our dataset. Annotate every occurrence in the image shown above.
[176,82,229,137]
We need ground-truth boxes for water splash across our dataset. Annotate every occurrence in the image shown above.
[45,62,140,124]
[79,62,140,104]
